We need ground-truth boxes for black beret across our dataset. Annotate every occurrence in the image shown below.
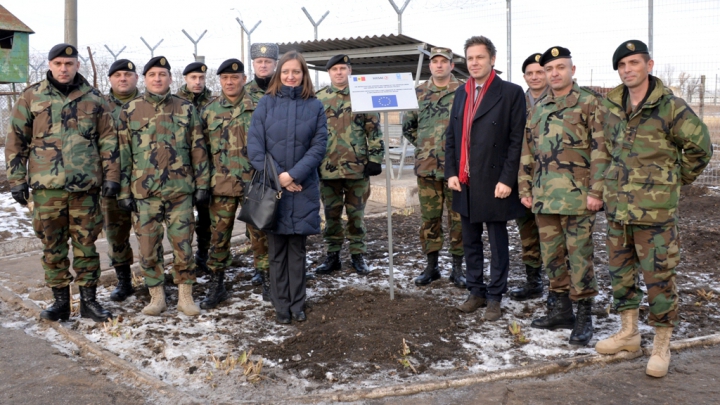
[539,46,571,66]
[326,54,351,70]
[48,43,78,60]
[217,59,244,75]
[183,62,208,75]
[612,40,650,70]
[143,56,171,75]
[522,53,543,73]
[108,59,136,76]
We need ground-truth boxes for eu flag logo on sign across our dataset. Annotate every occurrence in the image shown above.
[371,95,398,108]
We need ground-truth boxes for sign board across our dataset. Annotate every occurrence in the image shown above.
[348,72,419,113]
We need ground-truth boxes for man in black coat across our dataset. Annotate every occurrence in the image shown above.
[445,36,526,321]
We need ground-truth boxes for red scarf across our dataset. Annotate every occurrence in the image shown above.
[459,69,496,185]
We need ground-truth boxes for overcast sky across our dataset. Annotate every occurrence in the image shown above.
[4,0,719,90]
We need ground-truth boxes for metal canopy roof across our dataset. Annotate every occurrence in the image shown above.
[278,34,468,80]
[0,5,34,33]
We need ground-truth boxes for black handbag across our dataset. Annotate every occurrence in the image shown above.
[237,153,282,231]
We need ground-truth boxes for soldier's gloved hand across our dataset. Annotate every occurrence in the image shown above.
[102,181,120,198]
[364,162,383,177]
[117,198,138,213]
[193,189,210,207]
[10,183,29,206]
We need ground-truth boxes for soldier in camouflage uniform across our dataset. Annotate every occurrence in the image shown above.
[510,53,549,301]
[594,40,712,378]
[402,47,465,288]
[518,47,609,346]
[199,58,258,309]
[103,59,140,302]
[241,43,278,287]
[5,43,119,323]
[314,54,385,276]
[117,56,210,317]
[176,61,214,275]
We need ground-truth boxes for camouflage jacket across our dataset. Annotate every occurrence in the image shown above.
[201,90,255,197]
[519,82,609,215]
[104,89,139,121]
[525,86,549,117]
[244,79,266,108]
[117,91,209,200]
[317,84,385,179]
[5,74,120,192]
[602,76,712,225]
[176,84,214,110]
[402,75,464,179]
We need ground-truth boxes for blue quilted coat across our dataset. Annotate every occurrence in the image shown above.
[247,85,328,235]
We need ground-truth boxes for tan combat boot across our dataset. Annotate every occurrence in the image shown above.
[142,285,167,316]
[177,284,201,316]
[595,308,641,354]
[646,326,673,377]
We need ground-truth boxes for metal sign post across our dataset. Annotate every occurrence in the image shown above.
[348,72,419,300]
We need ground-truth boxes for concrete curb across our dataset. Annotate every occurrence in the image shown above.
[291,333,720,403]
[0,283,205,405]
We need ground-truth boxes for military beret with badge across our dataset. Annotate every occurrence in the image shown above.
[183,62,208,75]
[48,43,78,60]
[108,59,136,77]
[539,46,571,66]
[217,58,245,75]
[522,53,543,73]
[326,54,351,70]
[612,40,650,70]
[251,43,279,60]
[143,56,171,75]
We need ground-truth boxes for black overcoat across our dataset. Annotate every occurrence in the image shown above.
[444,75,527,223]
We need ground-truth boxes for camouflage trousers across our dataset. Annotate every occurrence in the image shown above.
[607,220,680,327]
[417,176,463,256]
[206,196,269,274]
[195,205,212,254]
[133,194,196,287]
[536,213,598,301]
[32,188,103,288]
[321,178,370,254]
[515,208,541,268]
[101,197,134,267]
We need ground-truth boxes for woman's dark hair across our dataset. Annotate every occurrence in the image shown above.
[267,51,315,99]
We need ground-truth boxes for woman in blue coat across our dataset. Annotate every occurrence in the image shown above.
[247,51,328,324]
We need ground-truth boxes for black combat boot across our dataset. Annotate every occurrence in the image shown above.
[79,285,113,323]
[262,277,271,302]
[351,253,370,275]
[110,264,135,302]
[448,254,467,288]
[195,250,210,276]
[509,265,543,301]
[530,291,575,330]
[40,286,71,322]
[315,251,341,274]
[414,251,440,286]
[200,271,229,309]
[569,298,594,345]
[250,268,263,286]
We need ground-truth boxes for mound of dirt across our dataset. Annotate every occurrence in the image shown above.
[255,287,464,379]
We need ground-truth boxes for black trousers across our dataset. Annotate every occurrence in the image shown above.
[461,216,510,302]
[267,233,307,315]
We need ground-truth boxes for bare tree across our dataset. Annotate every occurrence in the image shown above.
[677,72,691,96]
[657,64,675,87]
[686,76,701,103]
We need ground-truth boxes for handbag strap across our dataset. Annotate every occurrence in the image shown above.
[264,153,282,194]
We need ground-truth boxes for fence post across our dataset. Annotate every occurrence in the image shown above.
[699,75,705,121]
